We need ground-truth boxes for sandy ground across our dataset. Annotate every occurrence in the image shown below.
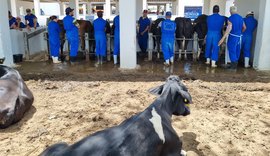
[0,78,269,156]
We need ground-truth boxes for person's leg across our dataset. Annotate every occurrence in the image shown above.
[243,35,252,67]
[205,34,213,64]
[113,34,120,64]
[169,39,174,64]
[100,35,107,64]
[227,36,238,69]
[211,34,221,67]
[162,39,170,65]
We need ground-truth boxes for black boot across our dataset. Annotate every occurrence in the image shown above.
[229,62,238,70]
[70,56,77,63]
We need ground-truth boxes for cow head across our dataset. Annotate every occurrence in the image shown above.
[149,75,192,116]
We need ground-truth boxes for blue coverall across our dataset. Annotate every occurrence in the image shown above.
[113,15,120,56]
[9,17,16,27]
[227,14,244,63]
[161,19,176,61]
[17,22,26,28]
[25,14,39,27]
[63,15,79,57]
[48,21,61,57]
[138,17,150,53]
[242,16,257,58]
[93,17,107,57]
[205,13,225,61]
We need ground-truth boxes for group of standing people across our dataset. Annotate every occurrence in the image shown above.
[208,6,257,69]
[47,6,257,70]
[48,7,120,65]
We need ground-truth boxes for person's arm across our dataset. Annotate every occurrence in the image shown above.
[218,21,232,46]
[141,25,149,35]
[242,22,246,32]
[34,18,37,29]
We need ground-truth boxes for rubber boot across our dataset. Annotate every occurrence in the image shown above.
[245,57,250,68]
[113,55,118,65]
[211,60,217,68]
[205,58,210,65]
[170,56,174,65]
[164,59,170,66]
[53,57,61,64]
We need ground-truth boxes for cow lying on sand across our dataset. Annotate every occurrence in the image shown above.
[40,75,192,156]
[0,65,34,128]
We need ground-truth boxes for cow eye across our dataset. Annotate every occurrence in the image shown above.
[183,99,189,103]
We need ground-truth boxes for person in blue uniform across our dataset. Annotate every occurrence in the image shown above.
[25,8,39,28]
[63,7,80,63]
[48,15,61,64]
[219,6,246,69]
[160,12,176,66]
[93,11,107,65]
[15,17,26,30]
[138,10,151,56]
[113,15,120,65]
[8,11,16,29]
[242,11,258,68]
[205,5,225,68]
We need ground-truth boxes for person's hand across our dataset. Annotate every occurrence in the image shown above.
[140,32,144,36]
[218,38,224,46]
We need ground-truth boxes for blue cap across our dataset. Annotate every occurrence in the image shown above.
[166,11,172,16]
[65,7,74,14]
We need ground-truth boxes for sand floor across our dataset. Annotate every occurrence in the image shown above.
[0,78,269,156]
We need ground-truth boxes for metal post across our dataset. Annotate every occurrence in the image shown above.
[148,33,153,61]
[23,32,30,60]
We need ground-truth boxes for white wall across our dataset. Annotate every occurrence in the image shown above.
[0,0,14,66]
[40,3,60,16]
[252,0,270,70]
[17,0,34,16]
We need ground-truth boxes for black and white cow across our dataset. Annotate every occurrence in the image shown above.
[0,65,34,128]
[40,75,192,156]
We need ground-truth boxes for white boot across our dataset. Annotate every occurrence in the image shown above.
[113,55,118,65]
[211,60,217,68]
[170,56,174,64]
[164,59,170,66]
[205,58,210,65]
[245,57,250,68]
[52,57,61,64]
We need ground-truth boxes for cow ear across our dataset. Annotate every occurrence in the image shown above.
[149,84,164,95]
[178,89,192,104]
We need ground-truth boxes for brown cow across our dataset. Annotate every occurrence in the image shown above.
[0,65,34,128]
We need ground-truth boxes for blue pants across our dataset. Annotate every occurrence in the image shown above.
[205,32,221,61]
[227,35,241,62]
[66,31,79,57]
[95,34,107,56]
[242,34,252,58]
[162,37,174,60]
[49,40,60,57]
[138,33,148,52]
[114,33,120,55]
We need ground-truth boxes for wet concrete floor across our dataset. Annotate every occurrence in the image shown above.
[15,57,270,83]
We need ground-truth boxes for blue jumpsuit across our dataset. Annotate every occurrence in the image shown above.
[93,17,107,57]
[25,14,39,27]
[205,13,225,61]
[9,17,16,27]
[227,14,244,63]
[138,17,150,53]
[242,16,257,58]
[48,21,61,57]
[161,19,176,61]
[17,22,26,28]
[113,15,120,56]
[63,15,79,57]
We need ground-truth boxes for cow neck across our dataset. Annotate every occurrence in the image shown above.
[158,87,174,118]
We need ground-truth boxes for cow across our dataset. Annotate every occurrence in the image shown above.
[40,75,192,156]
[150,18,165,54]
[193,14,208,59]
[175,17,194,60]
[0,65,34,129]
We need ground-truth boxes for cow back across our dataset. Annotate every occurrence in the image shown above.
[0,65,34,128]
